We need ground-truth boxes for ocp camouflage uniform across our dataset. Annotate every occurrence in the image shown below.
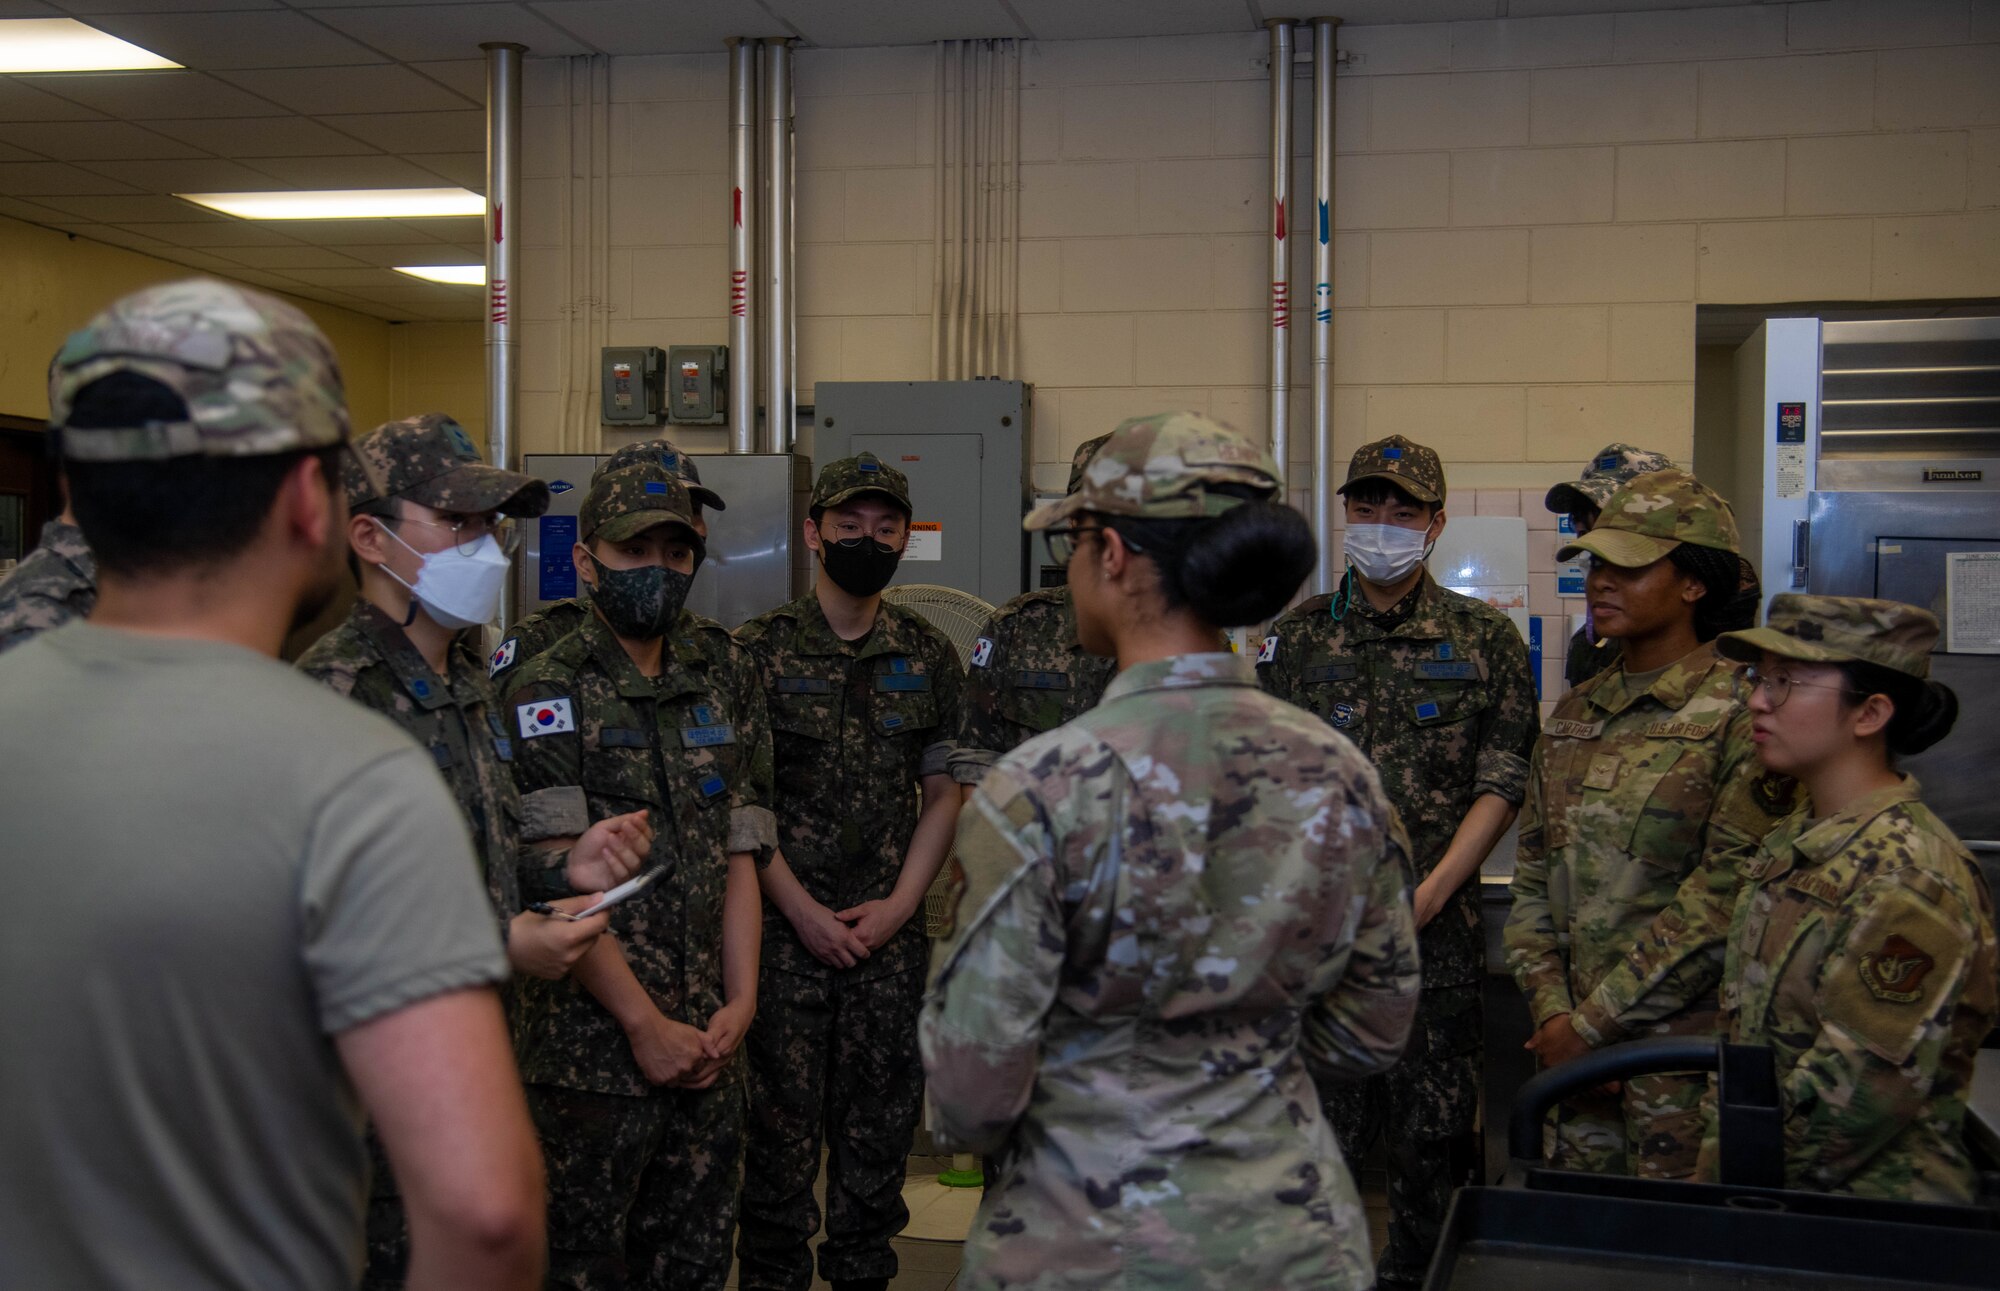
[1694,594,2000,1201]
[1258,569,1536,1285]
[0,517,97,655]
[506,568,776,1287]
[948,587,1113,785]
[733,591,963,1291]
[927,652,1422,1291]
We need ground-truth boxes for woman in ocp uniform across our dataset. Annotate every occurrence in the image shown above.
[1505,467,1795,1179]
[1699,594,1997,1202]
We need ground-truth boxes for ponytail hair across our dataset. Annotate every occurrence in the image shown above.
[1837,660,1959,757]
[1101,486,1317,627]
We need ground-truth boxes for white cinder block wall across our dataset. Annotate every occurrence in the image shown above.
[516,0,2000,709]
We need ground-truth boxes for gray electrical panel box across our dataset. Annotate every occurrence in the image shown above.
[666,345,727,425]
[600,346,664,425]
[812,381,1031,607]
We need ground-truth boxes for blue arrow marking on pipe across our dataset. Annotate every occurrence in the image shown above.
[1318,200,1329,244]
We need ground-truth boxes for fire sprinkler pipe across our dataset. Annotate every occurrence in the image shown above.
[727,39,757,455]
[760,38,793,456]
[1267,20,1294,486]
[482,40,524,624]
[1311,18,1340,595]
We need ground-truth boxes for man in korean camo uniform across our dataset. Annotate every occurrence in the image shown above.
[1543,443,1678,689]
[491,436,728,693]
[1258,434,1538,1290]
[734,453,964,1291]
[1506,468,1798,1180]
[504,462,776,1290]
[0,457,97,655]
[948,431,1117,789]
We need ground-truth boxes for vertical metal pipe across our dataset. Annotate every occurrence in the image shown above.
[483,41,523,623]
[1267,20,1293,484]
[727,39,757,455]
[1311,18,1339,595]
[760,38,792,456]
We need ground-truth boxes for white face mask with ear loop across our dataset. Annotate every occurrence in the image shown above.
[372,517,511,631]
[1344,522,1434,587]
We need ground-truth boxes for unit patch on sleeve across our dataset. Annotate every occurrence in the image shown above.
[490,637,518,677]
[517,696,576,738]
[1257,635,1279,664]
[970,636,995,668]
[1858,934,1937,1004]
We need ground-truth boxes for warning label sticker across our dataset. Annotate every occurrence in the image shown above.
[905,521,942,562]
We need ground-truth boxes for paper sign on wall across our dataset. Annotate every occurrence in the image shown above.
[1946,551,2000,654]
[1555,514,1587,596]
[905,521,942,562]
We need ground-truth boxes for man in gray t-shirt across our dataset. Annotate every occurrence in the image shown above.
[0,280,545,1291]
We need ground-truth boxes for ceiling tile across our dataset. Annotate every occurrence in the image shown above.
[57,0,282,11]
[0,194,76,223]
[240,153,448,186]
[115,220,304,246]
[406,58,487,100]
[329,240,480,265]
[62,224,182,256]
[281,265,413,287]
[1006,0,1250,40]
[0,120,203,160]
[76,11,387,71]
[0,160,140,194]
[403,150,485,187]
[200,244,372,268]
[0,77,109,122]
[328,108,483,151]
[145,115,381,157]
[16,71,284,118]
[308,3,589,61]
[0,139,44,161]
[527,1,785,55]
[758,0,1023,46]
[255,216,451,245]
[0,0,63,14]
[217,64,472,114]
[78,156,298,190]
[395,213,484,242]
[28,193,231,221]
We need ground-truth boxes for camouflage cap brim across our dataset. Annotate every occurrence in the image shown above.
[817,485,910,514]
[1023,491,1083,532]
[593,510,698,544]
[687,482,727,512]
[1558,528,1680,568]
[1713,626,1855,668]
[1545,479,1617,515]
[1341,468,1441,505]
[402,462,553,519]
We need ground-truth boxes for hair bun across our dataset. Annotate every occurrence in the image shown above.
[1175,500,1316,627]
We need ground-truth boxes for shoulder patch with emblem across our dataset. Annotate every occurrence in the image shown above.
[490,637,518,677]
[1753,773,1794,815]
[1858,934,1937,1004]
[970,636,994,668]
[1257,635,1279,665]
[516,696,576,738]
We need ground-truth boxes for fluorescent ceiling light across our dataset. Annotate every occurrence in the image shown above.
[0,18,180,73]
[177,188,484,220]
[395,264,485,285]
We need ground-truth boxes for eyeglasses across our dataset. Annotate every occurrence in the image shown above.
[395,511,518,556]
[1044,525,1107,565]
[1743,666,1865,710]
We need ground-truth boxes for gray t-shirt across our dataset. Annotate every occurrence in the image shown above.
[0,623,508,1291]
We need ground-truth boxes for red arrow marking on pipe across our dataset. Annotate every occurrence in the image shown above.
[493,203,503,244]
[734,188,743,227]
[1274,199,1286,241]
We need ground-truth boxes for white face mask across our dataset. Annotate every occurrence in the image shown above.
[1345,522,1432,586]
[373,519,511,631]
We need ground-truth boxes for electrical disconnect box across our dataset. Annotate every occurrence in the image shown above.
[600,346,664,426]
[666,345,727,425]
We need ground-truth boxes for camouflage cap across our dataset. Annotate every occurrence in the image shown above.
[813,451,911,513]
[1557,467,1741,567]
[49,278,350,463]
[579,462,697,544]
[1719,595,1938,679]
[1545,442,1678,516]
[1024,411,1280,531]
[601,437,727,512]
[1066,431,1114,496]
[346,413,549,518]
[1341,434,1445,506]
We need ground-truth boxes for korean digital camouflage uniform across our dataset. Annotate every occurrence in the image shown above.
[922,414,1422,1291]
[949,433,1116,787]
[734,454,965,1291]
[1696,596,1999,1202]
[1506,469,1797,1180]
[491,436,727,693]
[0,517,97,656]
[294,412,552,1291]
[506,464,776,1291]
[1543,443,1677,690]
[1258,434,1537,1289]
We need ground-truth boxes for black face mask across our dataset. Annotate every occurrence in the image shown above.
[819,534,902,598]
[587,553,694,640]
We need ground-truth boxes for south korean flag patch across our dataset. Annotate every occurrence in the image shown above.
[517,696,576,738]
[970,637,995,669]
[489,637,519,678]
[1256,635,1279,665]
